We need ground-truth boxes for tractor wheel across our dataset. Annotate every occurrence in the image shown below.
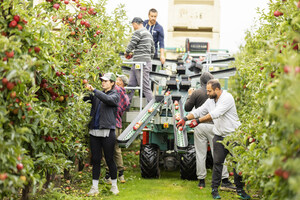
[140,144,160,178]
[180,145,197,180]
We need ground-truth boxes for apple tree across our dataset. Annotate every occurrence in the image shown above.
[0,0,128,199]
[224,0,300,199]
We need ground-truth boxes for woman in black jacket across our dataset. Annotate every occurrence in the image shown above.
[84,73,120,196]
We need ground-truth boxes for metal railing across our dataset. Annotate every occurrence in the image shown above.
[123,61,146,112]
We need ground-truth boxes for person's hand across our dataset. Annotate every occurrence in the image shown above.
[160,55,166,65]
[189,119,200,128]
[188,88,195,95]
[176,117,187,128]
[125,52,133,59]
[85,84,94,91]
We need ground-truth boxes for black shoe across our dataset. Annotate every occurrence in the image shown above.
[119,170,124,177]
[236,189,251,199]
[212,189,221,199]
[220,178,236,191]
[197,179,205,188]
[105,171,110,179]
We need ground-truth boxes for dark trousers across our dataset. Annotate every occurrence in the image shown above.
[211,135,244,190]
[90,130,117,180]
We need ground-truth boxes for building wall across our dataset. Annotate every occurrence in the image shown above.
[167,0,220,51]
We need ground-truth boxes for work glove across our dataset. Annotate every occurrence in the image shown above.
[176,117,188,128]
[189,119,200,128]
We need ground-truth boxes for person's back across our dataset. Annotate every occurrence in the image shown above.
[185,72,214,111]
[126,27,154,62]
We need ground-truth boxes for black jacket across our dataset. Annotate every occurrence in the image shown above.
[184,72,214,111]
[83,88,120,130]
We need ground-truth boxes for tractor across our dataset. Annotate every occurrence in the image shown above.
[118,41,236,180]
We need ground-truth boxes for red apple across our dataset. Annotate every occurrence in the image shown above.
[9,20,17,28]
[17,24,23,31]
[78,13,82,19]
[80,6,87,11]
[270,71,275,78]
[133,125,138,131]
[85,163,89,168]
[34,46,41,53]
[53,3,60,10]
[2,78,8,86]
[85,21,90,28]
[135,151,140,155]
[229,172,234,176]
[178,126,183,131]
[0,173,8,181]
[274,11,283,17]
[68,17,73,22]
[6,82,15,90]
[13,15,20,22]
[283,66,290,74]
[80,20,85,25]
[174,100,179,106]
[274,168,283,176]
[82,79,88,84]
[282,171,289,179]
[5,51,14,58]
[17,163,23,171]
[64,0,69,4]
[148,108,154,113]
[10,91,16,98]
[132,164,137,168]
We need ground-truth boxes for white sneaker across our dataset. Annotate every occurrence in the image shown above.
[110,185,119,195]
[87,186,99,196]
[119,175,126,183]
[104,177,112,184]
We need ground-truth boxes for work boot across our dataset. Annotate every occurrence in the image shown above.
[110,185,119,195]
[87,186,99,196]
[236,189,251,199]
[211,188,221,199]
[220,178,236,191]
[197,179,205,189]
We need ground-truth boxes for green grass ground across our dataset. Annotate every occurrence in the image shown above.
[36,170,243,200]
[33,141,257,200]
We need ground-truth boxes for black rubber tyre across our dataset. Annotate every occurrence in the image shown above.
[140,144,160,178]
[180,145,197,180]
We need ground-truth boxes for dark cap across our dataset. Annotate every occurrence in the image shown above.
[131,17,143,24]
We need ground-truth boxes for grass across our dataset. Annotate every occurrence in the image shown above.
[34,141,257,200]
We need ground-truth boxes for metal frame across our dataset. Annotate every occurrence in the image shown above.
[123,61,146,112]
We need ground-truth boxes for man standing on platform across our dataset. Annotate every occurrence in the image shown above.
[126,17,155,103]
[143,8,165,66]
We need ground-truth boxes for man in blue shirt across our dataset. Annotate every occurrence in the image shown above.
[143,8,165,65]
